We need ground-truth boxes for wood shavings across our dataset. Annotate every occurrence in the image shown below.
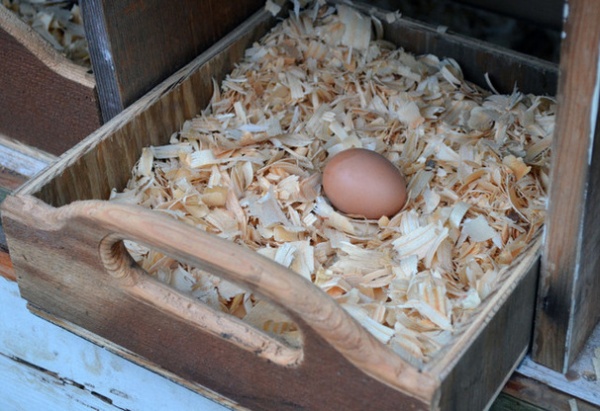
[462,215,497,243]
[113,3,555,364]
[3,0,90,67]
[264,0,282,16]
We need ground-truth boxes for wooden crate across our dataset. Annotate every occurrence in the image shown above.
[0,5,100,156]
[1,2,568,410]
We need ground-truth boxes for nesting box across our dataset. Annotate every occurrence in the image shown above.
[0,4,99,155]
[4,1,599,410]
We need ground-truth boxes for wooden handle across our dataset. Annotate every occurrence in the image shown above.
[11,195,437,401]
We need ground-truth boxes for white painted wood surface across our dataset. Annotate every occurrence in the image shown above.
[518,323,600,406]
[0,134,55,177]
[0,276,229,411]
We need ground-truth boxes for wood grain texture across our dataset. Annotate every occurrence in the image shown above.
[0,133,56,257]
[433,256,540,411]
[81,0,264,121]
[0,276,233,411]
[0,353,120,411]
[0,3,558,410]
[533,0,600,372]
[519,321,600,406]
[503,373,600,411]
[2,195,435,411]
[0,6,101,155]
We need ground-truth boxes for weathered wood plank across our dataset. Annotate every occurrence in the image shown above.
[0,134,56,256]
[533,0,600,372]
[0,134,55,179]
[0,6,100,155]
[434,257,540,411]
[520,321,600,407]
[80,0,265,121]
[0,353,121,411]
[503,373,600,411]
[0,276,233,411]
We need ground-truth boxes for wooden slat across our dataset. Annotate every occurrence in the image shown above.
[533,0,600,372]
[502,373,600,411]
[80,0,264,122]
[0,276,235,411]
[0,6,100,155]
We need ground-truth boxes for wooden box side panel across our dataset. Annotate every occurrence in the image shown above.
[534,0,600,372]
[25,10,277,207]
[81,0,265,121]
[2,198,434,411]
[437,257,539,411]
[0,7,100,155]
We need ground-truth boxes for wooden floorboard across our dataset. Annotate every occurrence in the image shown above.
[0,276,233,411]
[516,324,600,408]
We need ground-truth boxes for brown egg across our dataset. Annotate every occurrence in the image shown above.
[322,148,407,219]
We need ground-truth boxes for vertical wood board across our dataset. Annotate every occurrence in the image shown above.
[437,258,539,411]
[533,0,600,372]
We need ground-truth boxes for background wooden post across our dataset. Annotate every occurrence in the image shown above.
[533,0,600,372]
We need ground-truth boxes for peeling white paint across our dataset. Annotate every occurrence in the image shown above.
[590,46,600,165]
[0,139,54,177]
[0,277,229,410]
[102,46,116,71]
